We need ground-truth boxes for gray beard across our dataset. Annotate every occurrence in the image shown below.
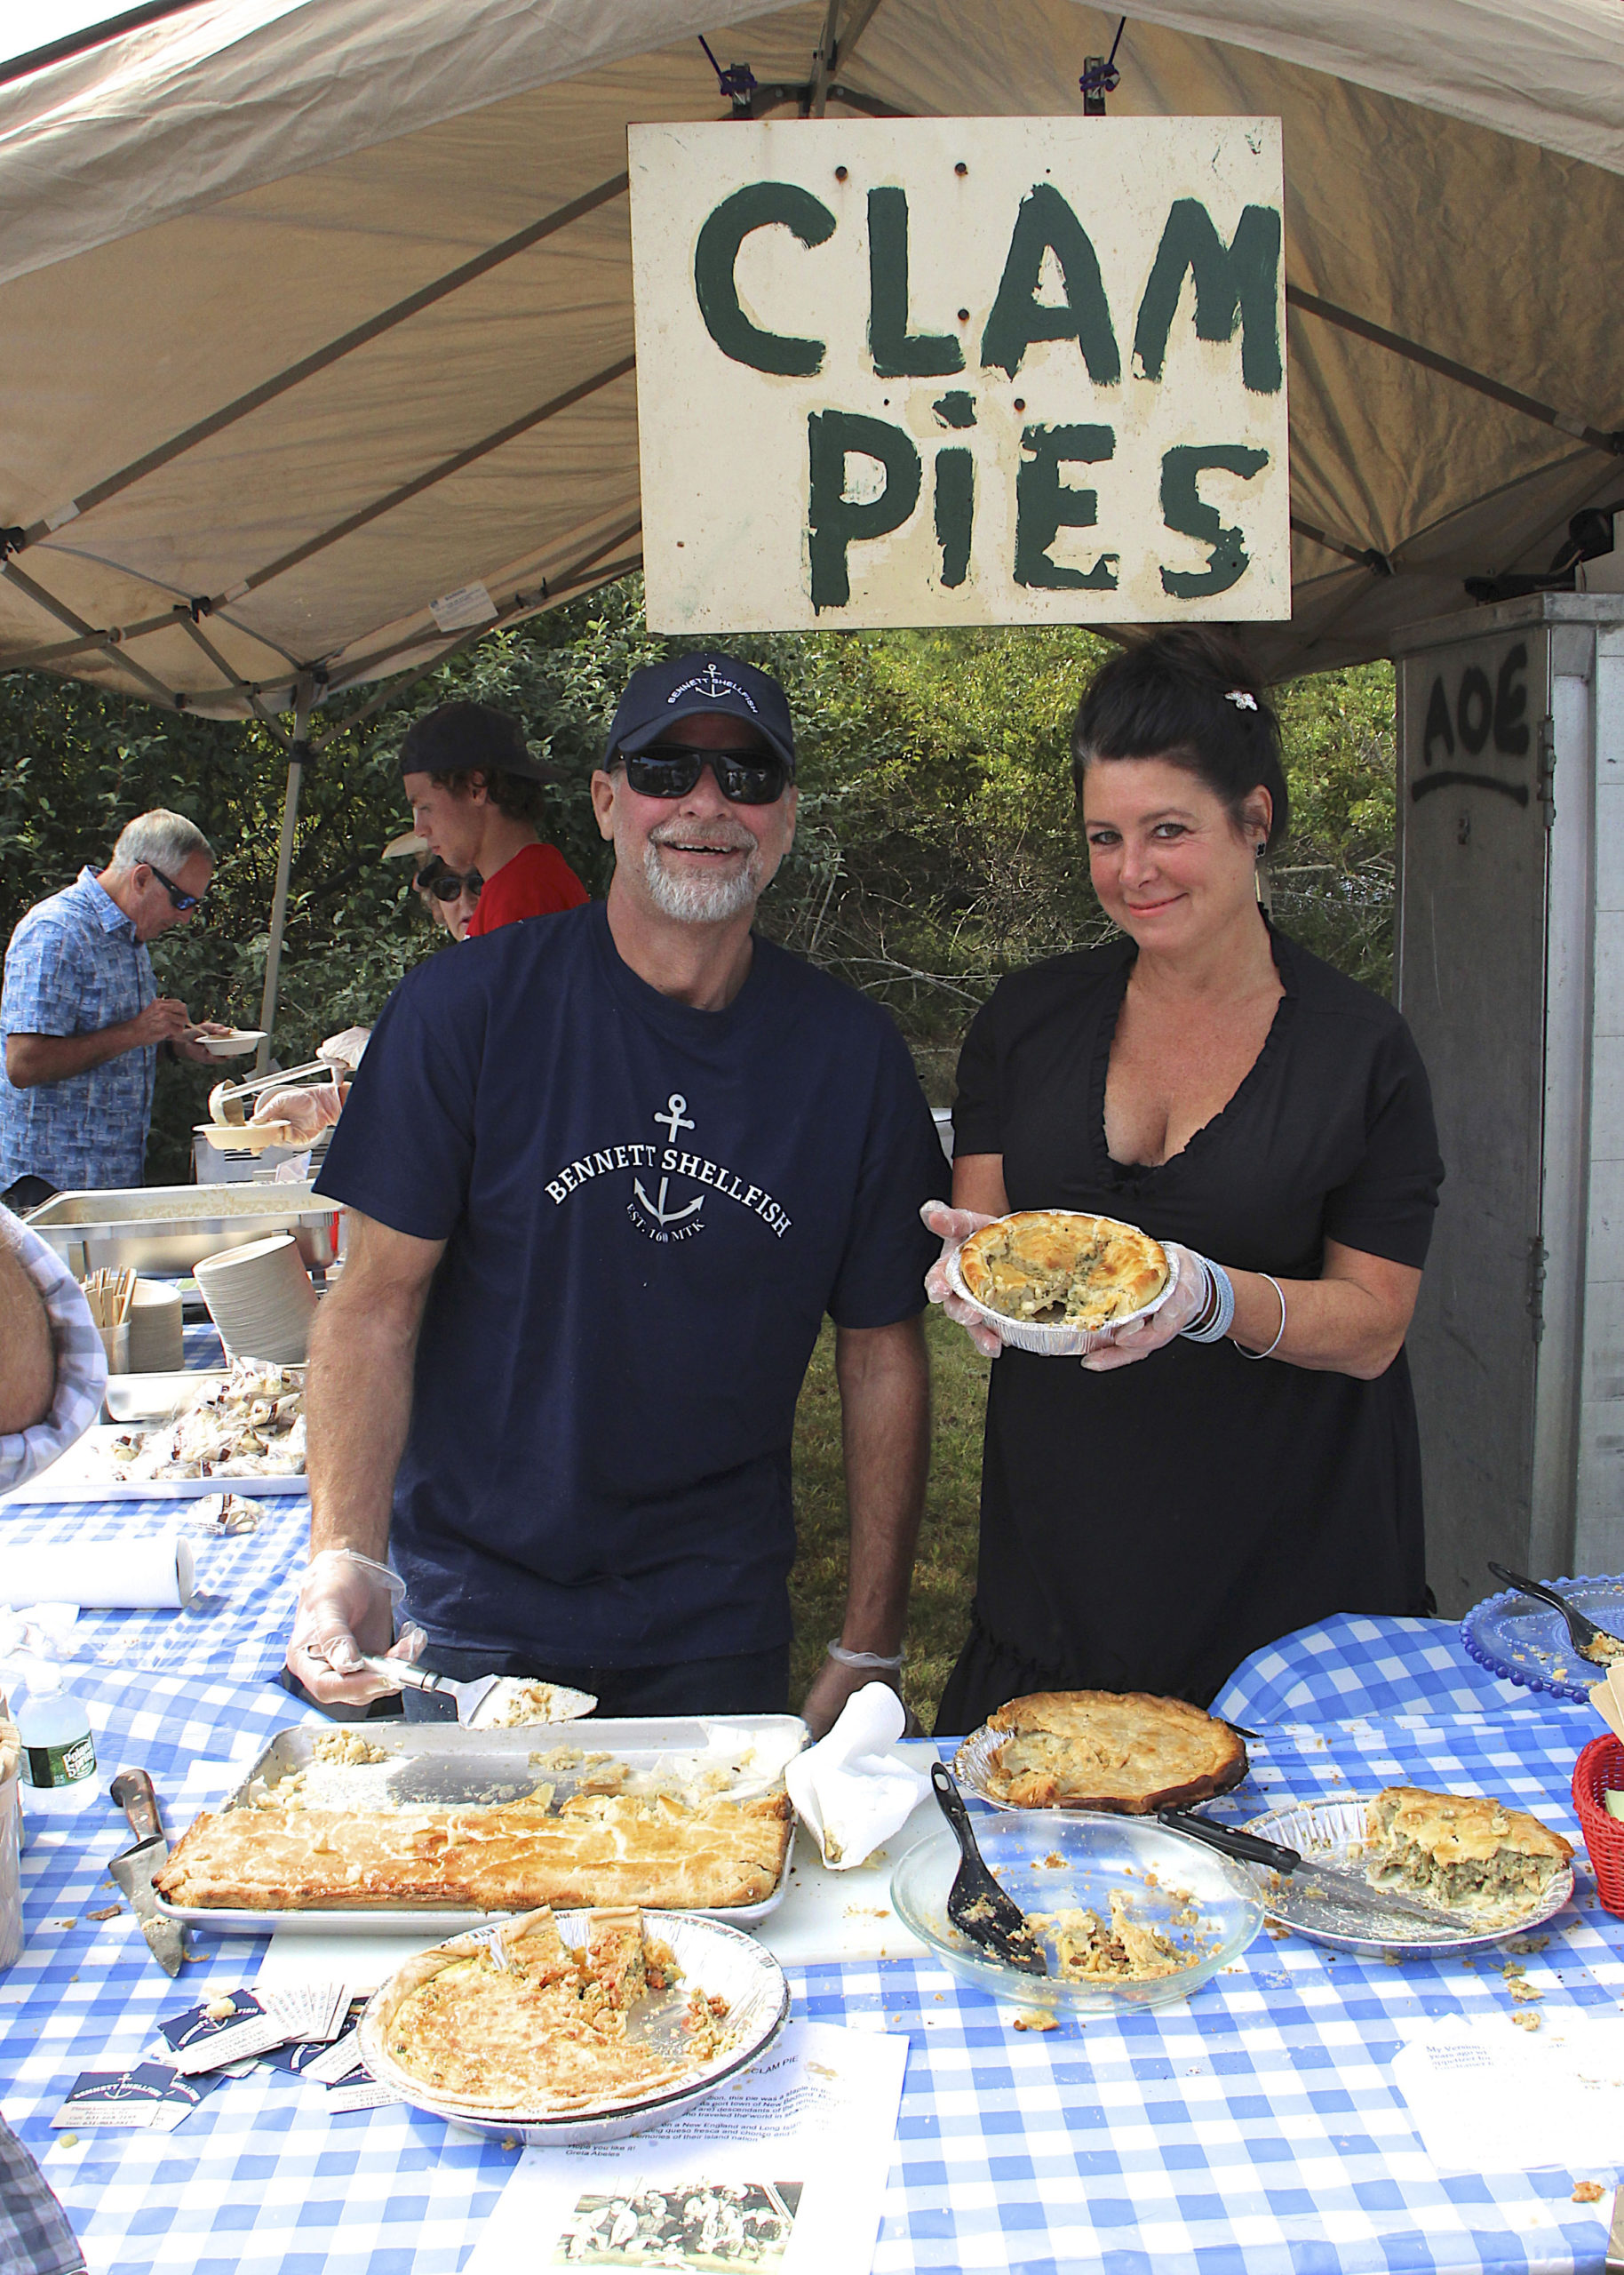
[641,839,762,923]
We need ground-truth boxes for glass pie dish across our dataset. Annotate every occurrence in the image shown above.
[890,1808,1263,2015]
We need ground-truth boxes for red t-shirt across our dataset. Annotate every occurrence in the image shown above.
[465,842,589,938]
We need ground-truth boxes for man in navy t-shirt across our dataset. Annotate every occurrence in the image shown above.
[285,652,945,1733]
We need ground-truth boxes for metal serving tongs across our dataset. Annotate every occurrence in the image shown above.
[1158,1808,1472,1929]
[930,1763,1047,1975]
[1488,1562,1624,1663]
[207,1058,343,1126]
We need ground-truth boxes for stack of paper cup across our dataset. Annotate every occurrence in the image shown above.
[193,1233,316,1365]
[125,1279,185,1374]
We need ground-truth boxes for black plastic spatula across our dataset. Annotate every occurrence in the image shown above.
[930,1762,1048,1976]
[1488,1563,1624,1661]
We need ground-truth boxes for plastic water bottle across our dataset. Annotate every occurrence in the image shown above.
[12,1661,98,1816]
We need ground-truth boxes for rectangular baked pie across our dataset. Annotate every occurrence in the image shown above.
[1363,1786,1572,1918]
[154,1787,792,1912]
[977,1691,1246,1813]
[378,1905,727,2111]
[957,1211,1167,1331]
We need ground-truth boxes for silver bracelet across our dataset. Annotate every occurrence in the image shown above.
[1180,1255,1235,1343]
[826,1639,904,1672]
[1235,1273,1287,1359]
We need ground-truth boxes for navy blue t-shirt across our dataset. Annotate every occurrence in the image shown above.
[314,903,945,1665]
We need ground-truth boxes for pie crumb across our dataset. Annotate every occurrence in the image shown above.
[1512,2010,1540,2031]
[1572,2182,1605,2203]
[1012,2013,1058,2031]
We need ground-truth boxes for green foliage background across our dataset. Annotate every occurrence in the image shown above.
[0,577,1397,1182]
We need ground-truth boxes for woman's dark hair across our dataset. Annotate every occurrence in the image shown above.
[1071,627,1289,850]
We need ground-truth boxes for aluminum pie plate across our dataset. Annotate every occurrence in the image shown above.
[1244,1796,1575,1956]
[891,1811,1262,2015]
[358,1909,790,2145]
[1460,1574,1624,1704]
[152,1715,806,1936]
[945,1211,1173,1356]
[951,1719,1249,1815]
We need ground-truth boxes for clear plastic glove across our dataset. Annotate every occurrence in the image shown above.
[1079,1241,1210,1372]
[920,1198,1005,1358]
[251,1082,346,1139]
[319,1026,371,1071]
[284,1547,426,1704]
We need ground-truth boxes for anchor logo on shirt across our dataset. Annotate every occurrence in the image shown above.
[634,1093,705,1226]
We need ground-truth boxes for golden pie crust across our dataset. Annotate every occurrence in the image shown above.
[154,1788,792,1912]
[380,1905,728,2111]
[1364,1785,1572,1917]
[980,1691,1247,1813]
[958,1211,1168,1331]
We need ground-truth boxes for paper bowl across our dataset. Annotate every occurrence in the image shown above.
[890,1810,1262,2015]
[194,1233,316,1364]
[945,1211,1173,1356]
[358,1909,790,2144]
[197,1029,267,1058]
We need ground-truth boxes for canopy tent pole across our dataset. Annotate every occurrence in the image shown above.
[255,693,311,1076]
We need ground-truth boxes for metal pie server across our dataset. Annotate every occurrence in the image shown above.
[1487,1562,1624,1661]
[1158,1808,1474,1929]
[109,1768,189,1976]
[930,1762,1047,1975]
[356,1656,504,1722]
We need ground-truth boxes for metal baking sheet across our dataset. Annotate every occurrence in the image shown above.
[153,1715,808,1935]
[0,1425,306,1504]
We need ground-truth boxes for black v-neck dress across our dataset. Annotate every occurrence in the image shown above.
[935,927,1445,1733]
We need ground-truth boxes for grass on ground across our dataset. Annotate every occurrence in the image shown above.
[788,1306,990,1728]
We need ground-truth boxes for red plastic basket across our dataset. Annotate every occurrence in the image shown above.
[1572,1734,1624,1914]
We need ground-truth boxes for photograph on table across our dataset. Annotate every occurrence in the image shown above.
[553,2180,800,2270]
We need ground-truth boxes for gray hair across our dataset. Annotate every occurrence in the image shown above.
[110,810,213,874]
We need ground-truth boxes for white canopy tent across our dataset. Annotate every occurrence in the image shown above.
[1,0,1621,1037]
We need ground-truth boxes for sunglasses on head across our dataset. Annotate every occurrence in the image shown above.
[146,861,205,913]
[414,860,482,903]
[621,742,791,805]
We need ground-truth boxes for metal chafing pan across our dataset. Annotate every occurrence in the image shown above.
[152,1715,807,1936]
[26,1182,342,1274]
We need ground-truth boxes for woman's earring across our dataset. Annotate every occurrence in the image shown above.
[1254,841,1264,860]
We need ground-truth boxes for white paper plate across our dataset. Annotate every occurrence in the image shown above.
[1245,1796,1576,1955]
[357,1909,791,2143]
[196,1029,267,1058]
[946,1211,1173,1356]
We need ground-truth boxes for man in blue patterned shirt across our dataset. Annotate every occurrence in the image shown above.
[1,810,221,1194]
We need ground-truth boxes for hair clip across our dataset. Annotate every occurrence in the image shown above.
[1223,689,1259,712]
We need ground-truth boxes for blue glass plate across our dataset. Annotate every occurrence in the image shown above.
[1460,1573,1624,1704]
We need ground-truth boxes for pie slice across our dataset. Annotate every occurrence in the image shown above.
[957,1211,1168,1332]
[979,1690,1246,1813]
[1364,1786,1572,1919]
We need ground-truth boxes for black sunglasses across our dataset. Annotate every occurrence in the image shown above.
[621,743,791,806]
[414,860,482,903]
[146,861,206,913]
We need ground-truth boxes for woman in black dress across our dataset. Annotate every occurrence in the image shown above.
[927,629,1444,1732]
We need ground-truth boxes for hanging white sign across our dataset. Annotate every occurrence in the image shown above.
[629,116,1289,632]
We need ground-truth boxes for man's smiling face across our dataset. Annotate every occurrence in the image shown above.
[593,712,797,927]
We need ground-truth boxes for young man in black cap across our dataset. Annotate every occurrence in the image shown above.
[289,651,945,1735]
[398,699,586,936]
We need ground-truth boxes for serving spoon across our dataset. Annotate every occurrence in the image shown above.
[1487,1563,1624,1662]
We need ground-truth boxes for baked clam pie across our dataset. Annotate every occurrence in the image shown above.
[957,1210,1168,1333]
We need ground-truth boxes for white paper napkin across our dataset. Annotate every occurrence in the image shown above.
[785,1682,930,1869]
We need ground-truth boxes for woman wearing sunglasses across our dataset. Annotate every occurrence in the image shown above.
[412,857,482,943]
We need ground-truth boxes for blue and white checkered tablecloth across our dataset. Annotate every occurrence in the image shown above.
[1214,1615,1564,1728]
[4,1657,1622,2275]
[181,1319,226,1369]
[0,1497,307,1685]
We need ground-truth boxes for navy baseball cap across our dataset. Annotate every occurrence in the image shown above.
[398,700,554,782]
[605,652,795,775]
